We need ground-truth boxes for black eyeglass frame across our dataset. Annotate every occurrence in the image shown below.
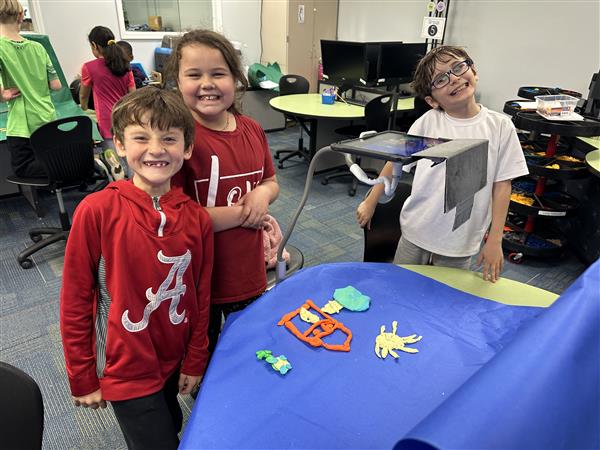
[430,58,474,90]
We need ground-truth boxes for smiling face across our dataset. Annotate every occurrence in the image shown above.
[114,116,192,197]
[425,56,479,118]
[177,43,236,126]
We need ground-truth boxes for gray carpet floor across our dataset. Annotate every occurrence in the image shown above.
[0,126,588,449]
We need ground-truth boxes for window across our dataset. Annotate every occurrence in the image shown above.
[116,0,222,40]
[18,0,34,31]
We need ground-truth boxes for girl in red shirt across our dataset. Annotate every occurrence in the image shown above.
[168,30,279,353]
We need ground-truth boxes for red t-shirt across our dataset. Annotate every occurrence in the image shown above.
[81,58,134,139]
[178,114,276,304]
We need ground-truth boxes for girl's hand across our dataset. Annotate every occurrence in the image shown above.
[1,87,21,101]
[237,186,270,229]
[72,389,106,410]
[179,373,202,395]
[476,241,504,283]
[356,200,376,229]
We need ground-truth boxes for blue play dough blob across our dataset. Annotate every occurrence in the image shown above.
[333,286,371,311]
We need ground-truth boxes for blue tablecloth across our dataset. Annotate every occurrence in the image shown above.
[180,262,599,450]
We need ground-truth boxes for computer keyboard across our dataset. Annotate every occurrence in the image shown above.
[344,97,368,107]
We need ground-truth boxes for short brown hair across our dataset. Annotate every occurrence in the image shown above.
[164,29,248,114]
[0,0,23,24]
[111,86,195,149]
[412,45,475,99]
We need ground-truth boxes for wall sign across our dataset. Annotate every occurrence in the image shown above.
[421,16,446,40]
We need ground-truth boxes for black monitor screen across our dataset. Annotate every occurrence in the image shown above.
[321,40,368,84]
[377,43,428,82]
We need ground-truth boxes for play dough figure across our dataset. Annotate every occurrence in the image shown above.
[375,321,422,359]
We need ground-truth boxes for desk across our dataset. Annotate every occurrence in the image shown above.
[180,262,597,450]
[269,93,364,160]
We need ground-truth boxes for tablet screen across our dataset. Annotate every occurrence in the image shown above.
[331,131,448,162]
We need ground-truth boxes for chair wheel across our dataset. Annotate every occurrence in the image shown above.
[321,179,329,185]
[19,258,33,269]
[508,252,524,264]
[31,234,42,243]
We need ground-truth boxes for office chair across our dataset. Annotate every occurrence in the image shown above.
[322,93,394,196]
[363,181,412,262]
[6,116,96,269]
[395,95,431,131]
[0,362,44,449]
[274,74,310,169]
[266,244,304,288]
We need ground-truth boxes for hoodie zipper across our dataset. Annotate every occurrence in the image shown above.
[152,196,167,237]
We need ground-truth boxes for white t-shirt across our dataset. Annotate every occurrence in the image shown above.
[401,105,528,257]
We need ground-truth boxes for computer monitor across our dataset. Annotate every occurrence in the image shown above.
[321,40,376,85]
[377,42,428,83]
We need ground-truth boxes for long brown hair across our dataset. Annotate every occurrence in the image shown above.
[164,29,248,114]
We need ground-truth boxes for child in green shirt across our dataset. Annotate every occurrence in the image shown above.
[0,0,62,178]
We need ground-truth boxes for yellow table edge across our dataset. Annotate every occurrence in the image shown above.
[401,264,559,307]
[269,93,365,119]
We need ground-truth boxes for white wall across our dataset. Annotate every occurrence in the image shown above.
[33,0,262,85]
[337,0,600,112]
[35,1,123,83]
[338,1,423,42]
[221,0,261,69]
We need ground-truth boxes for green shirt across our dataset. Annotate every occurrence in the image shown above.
[0,36,57,138]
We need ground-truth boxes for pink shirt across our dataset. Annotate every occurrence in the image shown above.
[81,58,134,139]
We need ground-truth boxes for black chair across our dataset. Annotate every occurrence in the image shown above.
[266,244,304,288]
[395,95,431,131]
[0,362,44,449]
[6,116,96,269]
[274,74,310,169]
[322,94,394,196]
[363,181,412,263]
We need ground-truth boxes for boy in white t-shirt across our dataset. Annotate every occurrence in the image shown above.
[356,46,528,282]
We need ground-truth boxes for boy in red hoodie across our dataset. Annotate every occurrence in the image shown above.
[60,87,213,449]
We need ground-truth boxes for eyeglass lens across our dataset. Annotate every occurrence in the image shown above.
[432,60,470,89]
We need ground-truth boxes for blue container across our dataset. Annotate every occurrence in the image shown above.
[321,94,335,105]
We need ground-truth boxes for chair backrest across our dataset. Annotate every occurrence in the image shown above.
[0,362,44,449]
[279,74,310,96]
[364,94,394,132]
[30,116,95,187]
[363,181,412,262]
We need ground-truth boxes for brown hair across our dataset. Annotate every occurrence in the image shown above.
[111,86,195,150]
[164,29,248,114]
[411,45,475,99]
[0,0,23,24]
[88,26,129,77]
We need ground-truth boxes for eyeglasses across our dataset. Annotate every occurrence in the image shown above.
[431,59,473,90]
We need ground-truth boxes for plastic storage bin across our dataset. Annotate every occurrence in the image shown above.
[321,93,335,104]
[535,94,578,118]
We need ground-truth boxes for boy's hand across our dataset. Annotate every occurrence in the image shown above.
[1,87,21,101]
[72,389,106,409]
[179,373,202,395]
[356,200,376,229]
[237,186,270,229]
[476,241,504,283]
